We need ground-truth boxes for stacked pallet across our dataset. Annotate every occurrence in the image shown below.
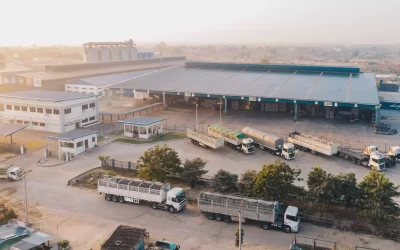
[325,107,334,119]
[371,110,376,126]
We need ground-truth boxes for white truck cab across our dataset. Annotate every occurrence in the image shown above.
[369,151,386,171]
[363,145,378,156]
[284,206,300,233]
[0,164,23,181]
[166,187,187,212]
[281,143,296,160]
[241,138,255,154]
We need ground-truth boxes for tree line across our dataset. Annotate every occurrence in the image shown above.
[134,144,400,225]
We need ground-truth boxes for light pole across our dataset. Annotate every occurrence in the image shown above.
[218,102,223,125]
[195,103,198,131]
[23,169,32,226]
[238,209,242,250]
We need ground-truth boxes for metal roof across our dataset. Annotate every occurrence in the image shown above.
[48,129,99,141]
[116,116,166,126]
[0,123,27,137]
[11,232,52,250]
[66,69,159,87]
[113,63,380,107]
[379,91,400,103]
[0,90,96,102]
[101,225,145,250]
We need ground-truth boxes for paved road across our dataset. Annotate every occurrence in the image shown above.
[1,140,400,249]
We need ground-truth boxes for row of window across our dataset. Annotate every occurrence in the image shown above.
[60,137,96,149]
[82,103,96,110]
[5,103,95,114]
[82,116,97,124]
[16,120,45,127]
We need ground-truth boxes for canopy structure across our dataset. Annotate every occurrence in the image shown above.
[0,123,27,145]
[10,232,52,250]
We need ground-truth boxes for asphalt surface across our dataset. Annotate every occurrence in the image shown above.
[1,140,400,249]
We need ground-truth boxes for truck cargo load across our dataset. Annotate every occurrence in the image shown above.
[198,192,299,233]
[98,176,187,213]
[208,124,254,154]
[187,128,224,149]
[288,132,339,156]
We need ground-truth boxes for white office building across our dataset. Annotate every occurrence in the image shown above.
[0,90,99,133]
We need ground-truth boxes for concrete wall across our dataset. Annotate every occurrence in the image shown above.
[65,84,106,96]
[59,133,97,155]
[0,95,99,133]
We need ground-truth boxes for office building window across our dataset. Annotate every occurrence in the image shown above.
[82,104,88,110]
[60,142,74,148]
[21,106,28,111]
[89,103,96,108]
[92,136,95,142]
[39,123,45,127]
[16,120,23,124]
[76,141,83,147]
[37,108,43,113]
[23,121,29,125]
[6,105,12,110]
[32,122,38,126]
[14,106,21,111]
[89,116,96,121]
[53,109,60,115]
[82,118,88,123]
[29,107,36,112]
[46,109,52,114]
[64,108,71,114]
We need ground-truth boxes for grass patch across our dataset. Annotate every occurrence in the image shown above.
[115,132,187,144]
[0,137,46,150]
[97,136,105,143]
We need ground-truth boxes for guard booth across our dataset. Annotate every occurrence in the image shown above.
[117,116,166,140]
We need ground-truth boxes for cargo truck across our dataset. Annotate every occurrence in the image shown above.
[387,146,400,164]
[198,192,300,233]
[98,176,187,213]
[241,127,296,160]
[288,132,387,171]
[0,164,23,181]
[187,128,224,149]
[207,124,255,154]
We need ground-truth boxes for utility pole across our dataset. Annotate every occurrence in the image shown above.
[23,170,32,226]
[219,102,222,125]
[195,103,198,131]
[239,209,242,250]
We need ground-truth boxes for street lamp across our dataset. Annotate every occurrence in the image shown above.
[22,169,32,226]
[195,103,198,131]
[217,102,223,125]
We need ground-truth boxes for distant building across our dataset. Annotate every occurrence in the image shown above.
[0,90,99,133]
[84,40,139,63]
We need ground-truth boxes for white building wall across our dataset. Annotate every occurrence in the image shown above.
[65,84,105,97]
[100,47,110,62]
[111,47,119,61]
[0,95,99,133]
[59,133,98,155]
[85,47,98,63]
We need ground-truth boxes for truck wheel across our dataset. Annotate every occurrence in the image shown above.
[112,195,118,202]
[260,145,264,150]
[151,202,158,209]
[284,226,291,233]
[215,214,223,221]
[223,215,231,223]
[261,222,270,230]
[356,160,361,165]
[351,158,357,164]
[118,196,125,203]
[361,160,368,167]
[105,194,112,201]
[207,213,215,220]
[168,206,176,213]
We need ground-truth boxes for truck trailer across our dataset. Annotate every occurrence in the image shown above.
[187,128,224,149]
[198,192,300,233]
[241,127,296,160]
[98,176,187,213]
[0,164,23,181]
[288,132,387,171]
[207,124,254,154]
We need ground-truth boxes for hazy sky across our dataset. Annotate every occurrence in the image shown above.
[2,0,399,46]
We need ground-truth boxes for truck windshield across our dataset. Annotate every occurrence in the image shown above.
[286,214,299,222]
[287,148,294,153]
[176,191,186,202]
[246,142,254,148]
[378,158,385,165]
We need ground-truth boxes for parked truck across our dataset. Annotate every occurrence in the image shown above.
[187,128,224,149]
[198,192,300,233]
[98,176,187,213]
[287,132,388,171]
[207,124,255,154]
[387,146,400,164]
[241,127,296,160]
[0,164,23,181]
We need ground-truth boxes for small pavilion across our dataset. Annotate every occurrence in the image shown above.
[117,116,166,139]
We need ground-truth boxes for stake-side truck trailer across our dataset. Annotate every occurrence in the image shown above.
[287,131,387,171]
[187,128,224,149]
[198,192,300,233]
[241,127,296,160]
[207,124,255,154]
[0,164,23,181]
[98,176,187,213]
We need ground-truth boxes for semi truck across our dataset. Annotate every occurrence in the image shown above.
[241,127,296,160]
[387,146,400,164]
[187,128,224,149]
[198,191,300,233]
[207,124,255,154]
[287,132,387,171]
[0,164,23,181]
[98,176,187,213]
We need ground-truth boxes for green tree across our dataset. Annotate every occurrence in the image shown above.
[180,157,209,188]
[307,166,328,204]
[212,169,238,192]
[254,160,302,201]
[260,57,269,64]
[238,170,258,197]
[137,144,182,182]
[336,172,359,208]
[358,171,400,223]
[234,228,244,248]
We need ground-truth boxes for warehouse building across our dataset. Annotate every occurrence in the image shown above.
[65,69,159,97]
[109,61,381,124]
[0,90,99,132]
